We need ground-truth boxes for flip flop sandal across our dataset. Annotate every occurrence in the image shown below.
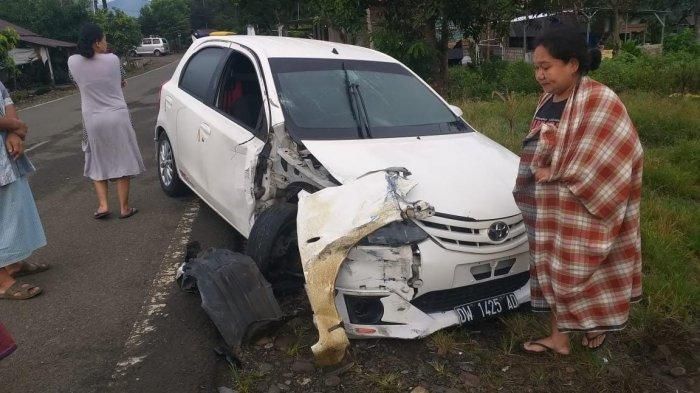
[119,208,138,219]
[582,333,607,350]
[94,211,111,219]
[12,262,50,278]
[0,282,43,300]
[522,341,570,355]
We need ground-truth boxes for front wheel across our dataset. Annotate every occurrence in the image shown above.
[157,132,188,197]
[153,49,161,57]
[246,203,302,281]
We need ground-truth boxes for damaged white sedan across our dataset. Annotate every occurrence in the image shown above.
[155,36,530,343]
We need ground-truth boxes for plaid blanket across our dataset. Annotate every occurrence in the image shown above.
[514,77,643,333]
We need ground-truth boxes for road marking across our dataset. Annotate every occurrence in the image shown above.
[26,140,49,152]
[18,59,180,113]
[109,199,200,386]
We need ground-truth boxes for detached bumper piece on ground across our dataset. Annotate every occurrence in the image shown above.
[177,247,285,353]
[297,169,435,366]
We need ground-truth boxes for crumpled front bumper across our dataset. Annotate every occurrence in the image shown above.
[334,239,530,339]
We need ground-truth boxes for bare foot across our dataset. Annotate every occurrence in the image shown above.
[523,335,570,355]
[582,333,607,349]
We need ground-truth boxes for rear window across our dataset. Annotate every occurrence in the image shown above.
[142,39,152,45]
[179,47,226,102]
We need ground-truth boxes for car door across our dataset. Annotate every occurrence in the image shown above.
[172,44,229,197]
[152,39,162,53]
[139,38,151,54]
[201,46,269,236]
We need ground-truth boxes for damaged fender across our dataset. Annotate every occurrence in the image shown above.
[297,169,434,366]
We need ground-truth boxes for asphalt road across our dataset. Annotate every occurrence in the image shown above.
[0,57,240,392]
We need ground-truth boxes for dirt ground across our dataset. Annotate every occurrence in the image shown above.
[214,289,699,393]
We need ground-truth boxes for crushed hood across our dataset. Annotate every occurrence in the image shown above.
[302,133,521,220]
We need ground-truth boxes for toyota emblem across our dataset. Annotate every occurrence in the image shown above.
[488,221,509,242]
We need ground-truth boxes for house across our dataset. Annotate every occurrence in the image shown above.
[0,18,76,86]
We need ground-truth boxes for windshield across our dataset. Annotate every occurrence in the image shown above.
[269,58,473,140]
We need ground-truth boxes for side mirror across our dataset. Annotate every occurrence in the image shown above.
[448,104,463,118]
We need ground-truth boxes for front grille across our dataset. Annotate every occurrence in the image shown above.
[410,271,530,313]
[416,213,527,254]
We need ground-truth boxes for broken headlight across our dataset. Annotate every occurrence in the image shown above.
[359,220,429,247]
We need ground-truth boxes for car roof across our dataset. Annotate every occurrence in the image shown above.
[195,35,397,63]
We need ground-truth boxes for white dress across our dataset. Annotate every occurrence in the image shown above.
[68,53,145,181]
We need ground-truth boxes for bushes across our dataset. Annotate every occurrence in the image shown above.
[447,60,538,101]
[591,52,700,94]
[447,49,700,101]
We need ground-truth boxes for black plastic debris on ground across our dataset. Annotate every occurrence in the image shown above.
[178,245,285,351]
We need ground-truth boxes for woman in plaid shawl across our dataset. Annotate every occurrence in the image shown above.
[513,26,643,354]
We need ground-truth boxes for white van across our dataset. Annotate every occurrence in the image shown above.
[132,36,169,56]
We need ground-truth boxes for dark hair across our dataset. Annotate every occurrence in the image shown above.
[77,23,104,59]
[533,24,602,75]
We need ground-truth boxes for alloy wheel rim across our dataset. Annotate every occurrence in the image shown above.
[159,139,174,187]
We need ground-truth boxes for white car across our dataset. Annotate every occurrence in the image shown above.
[132,36,169,56]
[155,36,530,339]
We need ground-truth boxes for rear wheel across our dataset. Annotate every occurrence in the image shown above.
[246,203,302,282]
[157,132,188,197]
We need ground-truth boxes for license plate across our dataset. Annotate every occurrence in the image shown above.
[454,293,519,324]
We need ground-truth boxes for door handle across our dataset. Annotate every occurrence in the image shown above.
[200,123,211,136]
[197,123,211,142]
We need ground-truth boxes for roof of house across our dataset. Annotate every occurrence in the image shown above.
[0,18,76,48]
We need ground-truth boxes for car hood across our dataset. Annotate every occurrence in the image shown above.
[302,133,521,220]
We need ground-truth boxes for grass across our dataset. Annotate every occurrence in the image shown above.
[429,330,458,356]
[455,91,699,392]
[368,372,404,393]
[230,366,266,393]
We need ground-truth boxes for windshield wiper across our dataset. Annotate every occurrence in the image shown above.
[353,83,373,138]
[343,63,372,138]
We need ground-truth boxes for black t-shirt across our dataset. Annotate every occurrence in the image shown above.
[532,97,567,129]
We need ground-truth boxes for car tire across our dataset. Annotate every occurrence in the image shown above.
[129,50,137,57]
[246,203,301,279]
[154,49,161,57]
[157,132,188,197]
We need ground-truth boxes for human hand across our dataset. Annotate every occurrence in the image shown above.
[535,167,552,183]
[12,121,28,140]
[5,132,24,160]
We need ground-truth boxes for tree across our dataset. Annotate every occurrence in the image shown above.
[310,0,526,91]
[139,0,191,48]
[0,27,20,77]
[0,0,93,43]
[93,9,141,56]
[234,0,308,35]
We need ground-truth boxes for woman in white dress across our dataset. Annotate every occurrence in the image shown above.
[68,23,145,219]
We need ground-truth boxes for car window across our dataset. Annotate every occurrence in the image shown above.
[179,47,227,103]
[162,39,168,44]
[154,39,161,45]
[142,39,152,45]
[270,58,472,140]
[216,51,266,137]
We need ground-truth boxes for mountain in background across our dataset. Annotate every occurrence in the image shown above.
[107,0,149,18]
